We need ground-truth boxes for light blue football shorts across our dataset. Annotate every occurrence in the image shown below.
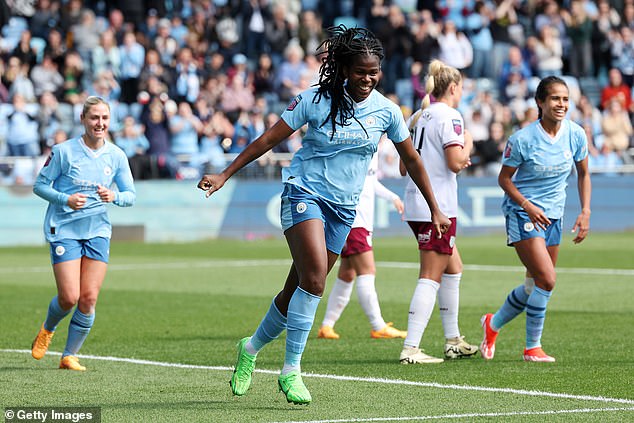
[505,211,562,247]
[49,237,110,264]
[280,183,355,254]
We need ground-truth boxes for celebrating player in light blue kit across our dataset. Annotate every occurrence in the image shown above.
[198,26,450,405]
[31,96,136,371]
[480,76,591,362]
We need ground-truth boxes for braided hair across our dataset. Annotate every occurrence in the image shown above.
[313,25,384,140]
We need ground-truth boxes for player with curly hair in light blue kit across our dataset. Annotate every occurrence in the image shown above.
[198,26,450,405]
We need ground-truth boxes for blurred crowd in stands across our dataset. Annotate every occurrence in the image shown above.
[0,0,633,185]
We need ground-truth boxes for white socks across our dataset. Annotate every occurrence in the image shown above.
[438,273,462,339]
[356,274,387,331]
[321,278,354,327]
[404,278,440,348]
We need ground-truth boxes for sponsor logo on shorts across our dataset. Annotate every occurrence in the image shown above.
[417,229,432,244]
[55,246,66,256]
[524,222,535,232]
[296,202,307,213]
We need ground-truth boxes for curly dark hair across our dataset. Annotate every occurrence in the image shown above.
[313,25,384,140]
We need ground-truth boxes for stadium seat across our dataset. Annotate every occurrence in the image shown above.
[578,76,602,107]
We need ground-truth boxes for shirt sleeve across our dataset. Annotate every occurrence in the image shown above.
[112,151,136,207]
[573,124,589,162]
[32,148,70,206]
[501,134,523,168]
[385,102,410,144]
[280,92,309,131]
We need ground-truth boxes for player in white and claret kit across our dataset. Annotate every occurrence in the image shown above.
[318,147,407,340]
[399,59,479,364]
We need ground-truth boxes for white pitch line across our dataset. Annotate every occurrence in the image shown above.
[3,349,633,407]
[1,260,633,276]
[271,407,634,423]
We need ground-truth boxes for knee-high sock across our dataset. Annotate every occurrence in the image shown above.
[248,299,287,354]
[491,278,534,331]
[284,287,321,371]
[44,296,72,332]
[438,273,461,339]
[525,286,552,349]
[356,274,386,331]
[404,278,439,349]
[63,308,95,357]
[321,278,354,327]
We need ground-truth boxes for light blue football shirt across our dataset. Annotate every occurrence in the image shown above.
[33,137,136,242]
[501,119,588,219]
[281,87,410,208]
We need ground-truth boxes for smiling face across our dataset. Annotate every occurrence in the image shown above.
[81,102,110,146]
[344,54,381,103]
[537,82,569,124]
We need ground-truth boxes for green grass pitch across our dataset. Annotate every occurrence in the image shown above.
[1,232,633,422]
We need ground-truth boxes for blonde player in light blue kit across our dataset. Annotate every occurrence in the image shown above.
[31,96,136,371]
[198,26,450,405]
[481,76,591,362]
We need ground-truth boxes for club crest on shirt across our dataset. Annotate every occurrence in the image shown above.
[564,150,572,159]
[104,166,112,176]
[452,119,462,135]
[286,94,302,111]
[365,116,376,126]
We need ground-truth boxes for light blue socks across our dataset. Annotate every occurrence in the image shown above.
[63,308,95,357]
[43,296,72,332]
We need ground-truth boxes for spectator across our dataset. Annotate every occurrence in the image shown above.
[264,3,295,68]
[11,29,37,69]
[601,97,634,157]
[171,47,200,105]
[30,53,64,98]
[489,0,520,77]
[375,5,413,94]
[36,91,71,150]
[43,28,67,70]
[562,0,593,78]
[498,45,532,101]
[70,9,102,64]
[92,28,121,79]
[297,9,323,57]
[528,25,563,78]
[141,97,179,178]
[600,68,632,113]
[253,53,278,109]
[611,26,634,87]
[465,1,495,79]
[30,0,61,39]
[153,18,179,66]
[5,93,40,157]
[243,0,271,60]
[6,56,36,102]
[169,101,203,178]
[437,19,473,74]
[116,115,151,180]
[473,120,505,176]
[60,50,85,105]
[410,10,440,73]
[592,0,621,80]
[118,30,145,104]
[274,42,307,102]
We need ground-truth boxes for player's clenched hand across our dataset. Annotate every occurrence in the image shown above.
[67,193,87,210]
[197,174,226,198]
[97,185,114,202]
[432,210,451,239]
